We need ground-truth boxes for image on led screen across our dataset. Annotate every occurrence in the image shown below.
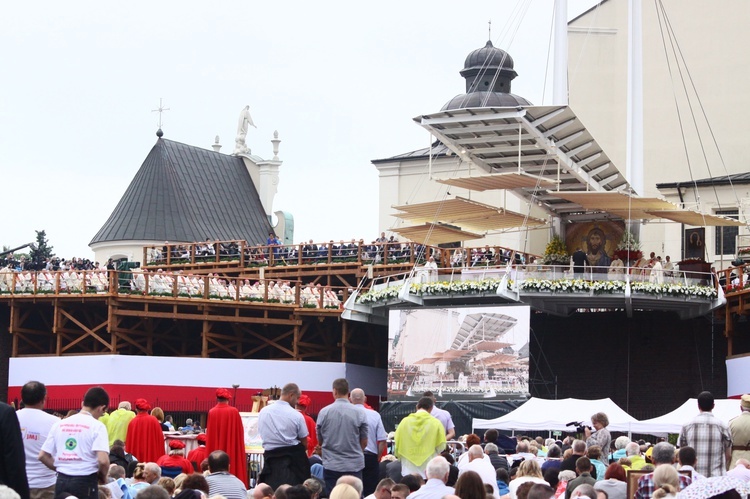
[388,306,530,400]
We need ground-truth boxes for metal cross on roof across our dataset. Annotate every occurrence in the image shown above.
[151,98,170,129]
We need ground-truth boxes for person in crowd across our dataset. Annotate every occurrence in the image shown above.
[303,478,324,499]
[350,388,387,496]
[157,477,175,497]
[561,442,594,479]
[394,397,446,479]
[623,442,645,470]
[542,445,562,474]
[497,468,511,497]
[607,437,629,463]
[586,447,606,482]
[1,400,29,499]
[593,464,626,499]
[135,485,170,499]
[676,446,705,481]
[399,474,423,494]
[568,484,596,499]
[729,394,750,468]
[336,475,364,496]
[129,463,152,496]
[39,386,110,499]
[422,391,455,441]
[454,470,487,499]
[509,460,549,499]
[634,442,691,499]
[364,478,394,499]
[584,414,610,468]
[727,458,750,482]
[527,484,556,499]
[101,402,136,446]
[679,391,732,477]
[207,388,248,487]
[173,473,209,499]
[513,440,538,467]
[16,381,58,499]
[253,483,275,499]
[295,394,318,457]
[565,458,595,499]
[156,441,193,476]
[106,464,133,499]
[186,433,208,471]
[126,399,165,464]
[459,445,498,497]
[389,483,410,499]
[316,378,368,493]
[205,450,247,499]
[329,484,359,499]
[285,485,312,499]
[650,465,678,499]
[258,383,310,489]
[151,408,168,431]
[486,443,509,471]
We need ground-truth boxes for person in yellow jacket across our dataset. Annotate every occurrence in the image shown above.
[100,401,136,446]
[394,397,446,479]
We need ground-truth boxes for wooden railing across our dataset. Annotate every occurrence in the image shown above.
[142,239,540,270]
[0,269,350,309]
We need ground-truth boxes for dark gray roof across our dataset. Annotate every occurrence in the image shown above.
[442,92,531,110]
[371,142,452,164]
[90,137,273,246]
[657,172,750,189]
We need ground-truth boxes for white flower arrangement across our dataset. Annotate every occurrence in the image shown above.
[356,278,508,304]
[355,277,717,305]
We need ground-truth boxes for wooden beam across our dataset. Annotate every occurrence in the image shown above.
[114,309,300,326]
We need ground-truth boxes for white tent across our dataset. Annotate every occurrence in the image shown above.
[472,397,638,433]
[627,398,743,435]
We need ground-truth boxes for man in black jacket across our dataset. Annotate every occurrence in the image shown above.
[0,401,30,499]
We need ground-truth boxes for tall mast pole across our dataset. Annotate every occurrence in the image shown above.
[627,0,644,196]
[553,0,568,106]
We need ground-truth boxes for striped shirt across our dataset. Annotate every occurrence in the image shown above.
[206,471,247,499]
[679,411,732,477]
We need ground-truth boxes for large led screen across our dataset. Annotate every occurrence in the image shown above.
[387,305,530,401]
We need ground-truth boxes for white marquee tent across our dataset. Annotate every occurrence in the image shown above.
[627,398,744,435]
[473,397,638,433]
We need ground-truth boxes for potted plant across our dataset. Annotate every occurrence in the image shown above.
[542,235,569,265]
[614,230,643,264]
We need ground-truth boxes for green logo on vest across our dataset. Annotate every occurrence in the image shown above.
[65,438,77,450]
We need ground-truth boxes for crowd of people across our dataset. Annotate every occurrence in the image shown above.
[3,383,750,499]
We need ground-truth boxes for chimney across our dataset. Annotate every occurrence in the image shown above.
[212,135,222,152]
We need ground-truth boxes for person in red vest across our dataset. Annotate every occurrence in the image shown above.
[187,433,209,471]
[157,440,194,475]
[296,394,318,457]
[207,388,248,487]
[125,399,166,463]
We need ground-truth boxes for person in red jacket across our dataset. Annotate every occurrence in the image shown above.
[207,388,248,487]
[296,394,317,457]
[157,440,194,475]
[187,433,209,471]
[126,399,166,463]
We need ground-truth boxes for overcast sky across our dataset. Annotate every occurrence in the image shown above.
[1,0,597,259]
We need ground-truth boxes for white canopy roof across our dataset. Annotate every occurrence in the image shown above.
[473,397,638,432]
[627,399,744,435]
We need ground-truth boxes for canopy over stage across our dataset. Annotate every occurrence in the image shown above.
[410,106,744,227]
[472,397,638,433]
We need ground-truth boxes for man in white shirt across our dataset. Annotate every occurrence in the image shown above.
[39,386,110,499]
[17,381,60,499]
[408,456,455,499]
[350,388,387,496]
[459,445,499,498]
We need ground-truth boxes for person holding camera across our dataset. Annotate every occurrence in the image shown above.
[584,413,611,464]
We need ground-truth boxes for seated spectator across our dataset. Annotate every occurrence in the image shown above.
[205,450,247,499]
[486,443,510,471]
[593,464,626,499]
[157,441,194,476]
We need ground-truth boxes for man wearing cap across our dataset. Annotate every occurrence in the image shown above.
[730,394,750,469]
[207,388,248,487]
[296,394,318,457]
[187,434,208,471]
[679,391,732,477]
[125,399,165,464]
[39,386,111,499]
[258,383,310,489]
[156,440,194,475]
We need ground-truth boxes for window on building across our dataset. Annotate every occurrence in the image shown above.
[715,209,739,255]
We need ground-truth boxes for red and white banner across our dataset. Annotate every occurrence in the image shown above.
[8,355,387,412]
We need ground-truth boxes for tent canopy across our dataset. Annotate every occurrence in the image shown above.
[627,399,743,435]
[473,397,638,432]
